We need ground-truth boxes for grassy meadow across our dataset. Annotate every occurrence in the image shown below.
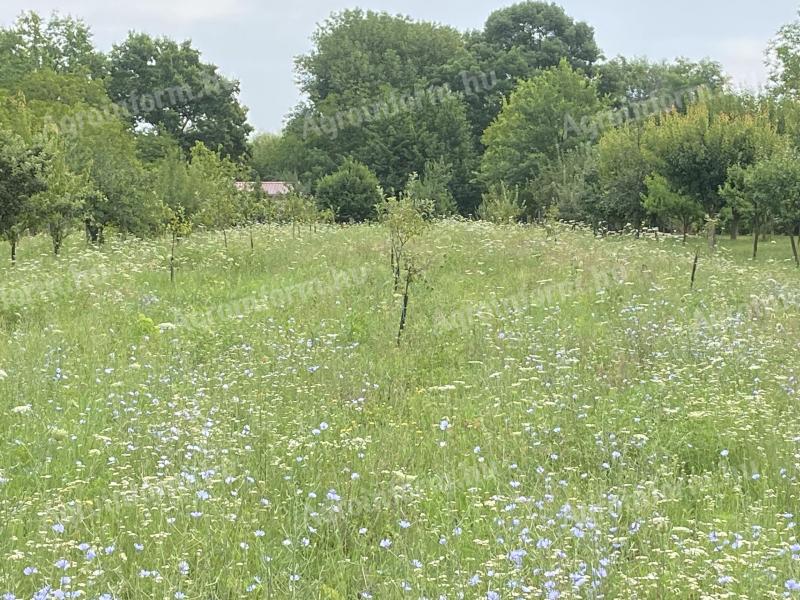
[1,222,800,599]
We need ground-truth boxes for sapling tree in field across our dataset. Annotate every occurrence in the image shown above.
[301,197,334,232]
[237,180,266,250]
[167,205,192,283]
[643,173,703,243]
[0,128,48,261]
[396,259,423,347]
[155,151,198,219]
[378,192,427,291]
[282,192,309,238]
[190,142,238,249]
[544,203,561,241]
[377,193,428,346]
[718,165,750,241]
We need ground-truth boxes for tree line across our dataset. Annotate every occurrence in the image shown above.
[4,5,800,260]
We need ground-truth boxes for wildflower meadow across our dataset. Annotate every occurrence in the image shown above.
[1,222,800,599]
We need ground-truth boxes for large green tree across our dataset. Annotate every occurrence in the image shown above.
[291,10,479,213]
[481,60,602,192]
[461,1,601,136]
[597,56,727,107]
[107,33,252,159]
[296,9,468,107]
[0,12,106,88]
[769,11,800,99]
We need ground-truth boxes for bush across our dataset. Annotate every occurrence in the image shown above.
[315,159,383,222]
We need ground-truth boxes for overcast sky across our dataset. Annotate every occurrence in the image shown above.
[1,0,798,132]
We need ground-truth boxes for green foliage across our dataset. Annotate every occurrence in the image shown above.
[249,133,296,181]
[107,33,252,159]
[296,9,468,107]
[0,12,107,87]
[481,2,600,69]
[528,145,598,222]
[403,160,457,218]
[286,8,483,214]
[236,182,267,229]
[32,139,91,255]
[154,151,197,218]
[378,191,427,290]
[189,143,239,237]
[597,56,728,107]
[68,119,163,240]
[2,4,800,254]
[463,1,601,135]
[769,12,800,99]
[0,128,48,259]
[645,103,784,222]
[477,181,524,224]
[292,85,478,214]
[481,60,602,190]
[643,173,703,240]
[315,159,383,222]
[596,124,651,229]
[725,152,800,237]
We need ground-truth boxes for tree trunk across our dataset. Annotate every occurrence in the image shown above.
[708,218,717,250]
[752,222,759,260]
[730,214,739,240]
[51,226,62,256]
[250,229,254,250]
[223,229,228,249]
[85,220,104,245]
[791,232,799,268]
[10,238,16,263]
[397,269,413,347]
[170,233,176,284]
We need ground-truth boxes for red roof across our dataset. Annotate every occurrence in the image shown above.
[235,181,292,196]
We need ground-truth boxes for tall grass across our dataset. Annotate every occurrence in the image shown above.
[0,223,799,598]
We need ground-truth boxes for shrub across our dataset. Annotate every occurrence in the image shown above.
[315,159,383,222]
